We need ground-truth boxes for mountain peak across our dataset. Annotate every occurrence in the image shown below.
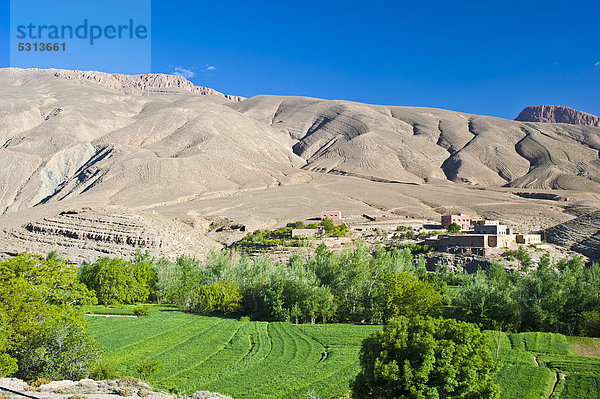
[515,105,600,127]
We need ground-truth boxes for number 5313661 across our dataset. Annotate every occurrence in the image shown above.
[18,43,66,51]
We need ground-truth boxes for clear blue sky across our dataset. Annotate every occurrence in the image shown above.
[1,0,598,119]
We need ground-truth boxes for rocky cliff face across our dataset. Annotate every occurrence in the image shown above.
[0,208,221,263]
[515,105,600,127]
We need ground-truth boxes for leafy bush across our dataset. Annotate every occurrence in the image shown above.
[135,359,163,381]
[30,377,51,387]
[375,272,443,322]
[133,305,150,317]
[580,311,600,337]
[89,361,119,380]
[15,319,103,380]
[447,222,461,233]
[352,316,499,399]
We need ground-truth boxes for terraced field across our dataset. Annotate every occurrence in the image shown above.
[87,311,379,398]
[485,331,600,399]
[88,310,600,399]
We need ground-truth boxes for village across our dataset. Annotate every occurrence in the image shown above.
[231,209,557,269]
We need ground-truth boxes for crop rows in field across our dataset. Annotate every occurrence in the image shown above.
[87,312,378,399]
[484,330,600,399]
[89,313,600,399]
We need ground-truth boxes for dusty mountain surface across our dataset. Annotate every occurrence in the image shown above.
[516,105,600,127]
[545,210,600,260]
[232,96,600,191]
[0,68,599,261]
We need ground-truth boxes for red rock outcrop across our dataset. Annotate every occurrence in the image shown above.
[515,105,600,126]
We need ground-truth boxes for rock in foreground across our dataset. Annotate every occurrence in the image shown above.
[0,378,231,399]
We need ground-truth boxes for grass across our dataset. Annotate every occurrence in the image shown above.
[87,311,377,398]
[84,304,176,316]
[559,374,600,399]
[89,311,600,399]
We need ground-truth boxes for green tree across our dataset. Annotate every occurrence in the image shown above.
[79,257,156,304]
[376,272,443,323]
[453,271,520,330]
[0,253,99,380]
[446,223,461,233]
[15,319,102,380]
[515,247,532,272]
[321,217,335,233]
[352,316,499,399]
[192,280,242,315]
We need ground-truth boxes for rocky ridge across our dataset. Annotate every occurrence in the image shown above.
[515,105,600,127]
[0,68,244,101]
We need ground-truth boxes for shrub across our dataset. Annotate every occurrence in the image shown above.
[375,272,443,322]
[135,360,162,381]
[352,316,499,399]
[447,222,461,233]
[16,319,103,380]
[132,305,150,317]
[581,311,600,337]
[89,361,119,380]
[30,377,52,387]
[116,387,133,397]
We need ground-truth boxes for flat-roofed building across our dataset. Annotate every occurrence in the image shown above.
[472,219,499,226]
[474,224,508,235]
[516,234,542,245]
[441,213,471,230]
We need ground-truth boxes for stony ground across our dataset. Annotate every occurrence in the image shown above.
[0,378,230,399]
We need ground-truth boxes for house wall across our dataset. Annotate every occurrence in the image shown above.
[292,229,320,238]
[445,234,487,248]
[516,234,542,244]
[321,211,342,221]
[441,214,471,230]
[488,234,515,248]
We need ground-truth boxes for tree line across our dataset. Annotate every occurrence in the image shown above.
[78,242,600,336]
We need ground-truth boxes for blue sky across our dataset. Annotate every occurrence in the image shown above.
[1,0,598,119]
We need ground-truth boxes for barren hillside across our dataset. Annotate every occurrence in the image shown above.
[0,68,599,260]
[232,96,600,191]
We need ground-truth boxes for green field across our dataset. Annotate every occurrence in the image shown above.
[484,330,600,399]
[87,311,379,398]
[88,311,600,399]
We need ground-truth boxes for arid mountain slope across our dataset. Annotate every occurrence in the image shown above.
[545,211,600,260]
[516,105,600,127]
[232,96,600,191]
[1,68,599,260]
[0,69,307,213]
